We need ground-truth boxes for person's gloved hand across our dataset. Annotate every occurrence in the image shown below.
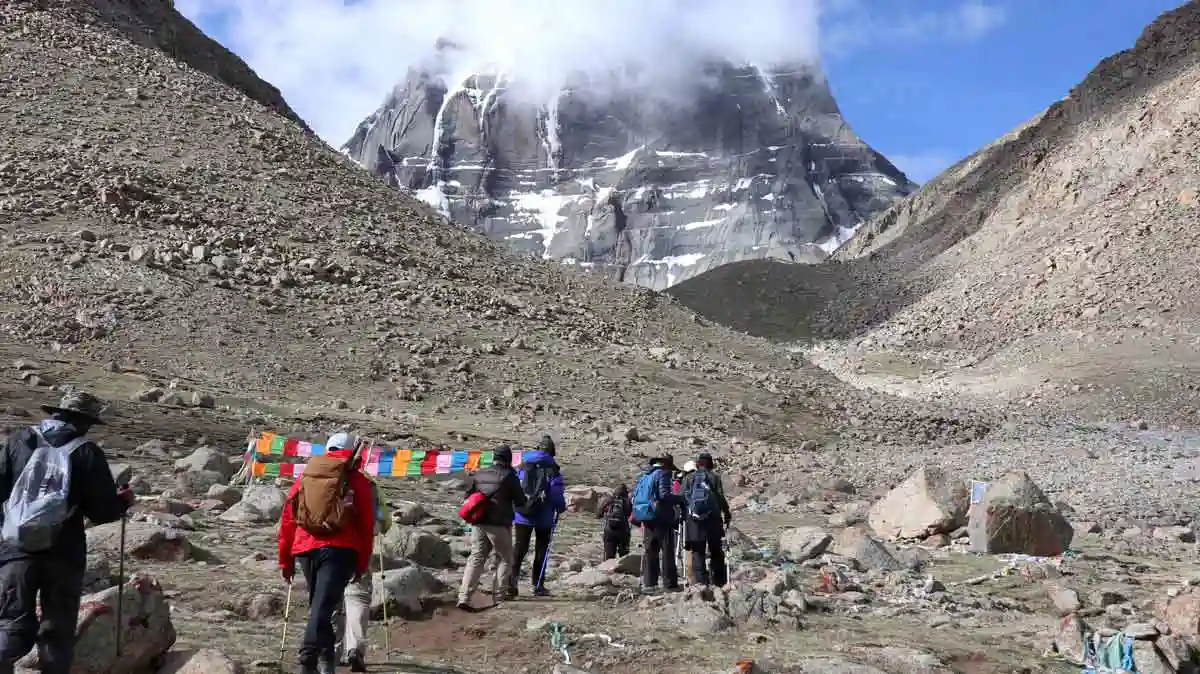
[116,485,135,507]
[281,565,294,584]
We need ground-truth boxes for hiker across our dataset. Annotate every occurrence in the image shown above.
[596,483,631,560]
[680,452,732,587]
[510,435,566,597]
[334,436,391,673]
[278,432,375,674]
[0,391,134,673]
[676,460,697,584]
[457,444,526,609]
[632,453,684,592]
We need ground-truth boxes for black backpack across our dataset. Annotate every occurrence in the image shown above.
[688,470,717,521]
[604,496,629,533]
[514,463,548,517]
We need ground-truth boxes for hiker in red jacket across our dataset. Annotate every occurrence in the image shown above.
[278,435,375,674]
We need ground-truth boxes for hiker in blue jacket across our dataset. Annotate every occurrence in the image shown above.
[632,454,683,592]
[509,435,566,597]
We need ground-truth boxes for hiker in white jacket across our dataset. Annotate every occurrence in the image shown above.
[332,434,391,672]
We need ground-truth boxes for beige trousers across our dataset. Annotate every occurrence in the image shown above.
[457,524,513,604]
[336,573,372,658]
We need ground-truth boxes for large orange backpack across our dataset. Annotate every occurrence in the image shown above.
[290,455,355,536]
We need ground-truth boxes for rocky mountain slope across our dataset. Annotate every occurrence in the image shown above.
[0,0,989,460]
[670,1,1200,425]
[342,41,914,290]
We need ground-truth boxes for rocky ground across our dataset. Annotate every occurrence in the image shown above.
[3,1,1200,673]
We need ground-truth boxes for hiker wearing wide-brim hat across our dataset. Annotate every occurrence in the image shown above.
[0,389,134,671]
[40,390,109,426]
[632,453,685,592]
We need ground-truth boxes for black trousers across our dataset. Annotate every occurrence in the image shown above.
[297,547,357,667]
[603,529,630,560]
[0,555,83,674]
[641,522,678,589]
[688,520,728,587]
[511,524,552,591]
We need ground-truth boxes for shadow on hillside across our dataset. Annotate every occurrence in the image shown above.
[668,2,1200,343]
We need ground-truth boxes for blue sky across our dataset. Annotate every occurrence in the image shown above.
[825,0,1186,181]
[180,0,1184,184]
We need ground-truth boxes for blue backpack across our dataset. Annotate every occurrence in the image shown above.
[688,470,716,521]
[631,467,661,523]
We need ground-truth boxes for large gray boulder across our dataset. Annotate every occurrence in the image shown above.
[967,471,1073,556]
[869,467,968,540]
[19,574,175,672]
[219,485,285,524]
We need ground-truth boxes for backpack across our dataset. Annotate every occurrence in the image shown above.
[1,429,87,552]
[458,491,489,524]
[604,496,629,533]
[514,463,548,518]
[631,468,661,523]
[687,470,717,521]
[290,455,355,537]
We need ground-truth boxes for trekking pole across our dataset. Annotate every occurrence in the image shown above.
[278,582,293,665]
[538,512,559,591]
[378,541,389,654]
[115,510,127,658]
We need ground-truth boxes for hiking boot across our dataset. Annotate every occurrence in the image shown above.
[456,600,471,611]
[317,660,336,674]
[296,664,318,674]
[348,651,367,673]
[533,586,551,597]
[500,587,518,600]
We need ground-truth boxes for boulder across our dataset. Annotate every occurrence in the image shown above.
[1160,587,1200,638]
[156,648,243,674]
[391,500,427,525]
[380,527,452,568]
[1131,640,1175,674]
[1047,586,1082,616]
[967,471,1073,556]
[832,527,902,571]
[561,569,613,589]
[87,522,193,562]
[564,486,610,514]
[174,446,236,479]
[777,526,832,562]
[370,567,444,617]
[597,553,642,575]
[219,485,285,523]
[170,469,224,498]
[653,600,734,636]
[205,484,242,507]
[868,467,968,539]
[1054,614,1089,664]
[19,575,175,673]
[109,462,133,486]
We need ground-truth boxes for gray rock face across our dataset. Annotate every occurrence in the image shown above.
[343,47,914,290]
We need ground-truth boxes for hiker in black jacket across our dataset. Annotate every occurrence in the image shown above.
[456,444,526,609]
[0,392,134,672]
[596,483,631,560]
[680,452,732,587]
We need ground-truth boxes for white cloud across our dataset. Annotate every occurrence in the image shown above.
[888,151,959,184]
[175,0,1005,152]
[176,0,822,146]
[821,0,1007,55]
